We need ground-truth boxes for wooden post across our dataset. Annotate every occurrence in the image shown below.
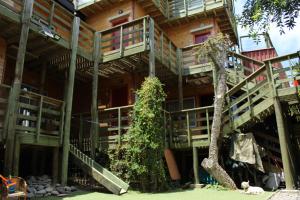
[177,48,183,110]
[36,96,43,142]
[61,16,80,185]
[206,109,211,143]
[118,108,121,145]
[4,0,34,175]
[193,147,200,184]
[90,32,100,159]
[79,114,84,150]
[40,62,47,94]
[12,137,20,176]
[52,147,59,184]
[274,97,295,189]
[148,17,155,77]
[186,112,191,147]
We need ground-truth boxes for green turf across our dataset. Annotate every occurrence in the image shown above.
[41,189,274,200]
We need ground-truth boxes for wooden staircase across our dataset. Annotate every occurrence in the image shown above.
[69,144,129,195]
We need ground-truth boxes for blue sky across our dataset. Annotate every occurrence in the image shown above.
[235,0,300,56]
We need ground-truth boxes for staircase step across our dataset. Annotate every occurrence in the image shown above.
[69,144,129,195]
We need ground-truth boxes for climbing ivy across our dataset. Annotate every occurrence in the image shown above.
[109,77,168,192]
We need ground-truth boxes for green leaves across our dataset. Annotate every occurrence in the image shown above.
[109,77,168,192]
[238,0,300,34]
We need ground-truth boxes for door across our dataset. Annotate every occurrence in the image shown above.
[111,86,128,107]
[111,18,128,50]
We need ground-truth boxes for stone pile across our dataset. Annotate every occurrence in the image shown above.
[26,175,77,198]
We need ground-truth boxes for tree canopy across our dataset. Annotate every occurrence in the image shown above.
[239,0,300,34]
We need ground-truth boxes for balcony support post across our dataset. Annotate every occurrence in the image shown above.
[193,147,200,184]
[274,97,295,189]
[4,0,34,176]
[61,15,80,185]
[177,48,183,110]
[90,32,101,159]
[149,18,155,77]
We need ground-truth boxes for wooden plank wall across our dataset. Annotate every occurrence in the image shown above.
[163,18,219,48]
[85,0,147,30]
[0,37,7,84]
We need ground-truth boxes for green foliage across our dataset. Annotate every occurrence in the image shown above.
[238,0,300,34]
[109,77,168,192]
[196,33,232,70]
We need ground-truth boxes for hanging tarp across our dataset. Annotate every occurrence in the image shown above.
[230,132,264,172]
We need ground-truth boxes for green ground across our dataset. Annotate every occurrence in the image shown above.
[42,189,274,200]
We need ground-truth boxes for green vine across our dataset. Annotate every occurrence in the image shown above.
[109,77,169,192]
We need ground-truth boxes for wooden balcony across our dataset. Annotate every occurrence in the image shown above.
[170,106,213,149]
[0,84,65,146]
[95,16,178,77]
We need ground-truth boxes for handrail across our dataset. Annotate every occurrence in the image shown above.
[171,105,214,114]
[97,16,149,34]
[104,105,134,111]
[228,51,264,66]
[226,64,266,96]
[20,89,64,104]
[263,51,300,63]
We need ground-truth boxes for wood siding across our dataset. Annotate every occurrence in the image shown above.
[0,37,7,84]
[164,18,219,48]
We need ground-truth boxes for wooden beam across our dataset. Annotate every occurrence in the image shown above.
[52,147,59,184]
[177,48,183,110]
[4,0,34,176]
[193,147,200,184]
[274,97,295,189]
[61,16,81,185]
[148,17,155,77]
[90,32,101,158]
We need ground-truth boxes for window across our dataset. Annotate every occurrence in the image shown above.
[188,0,204,11]
[194,32,210,44]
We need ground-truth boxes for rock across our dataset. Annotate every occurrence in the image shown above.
[37,185,45,191]
[65,186,72,192]
[70,186,77,192]
[56,187,66,194]
[45,187,54,192]
[36,189,47,195]
[56,183,61,187]
[27,193,34,198]
[51,190,59,196]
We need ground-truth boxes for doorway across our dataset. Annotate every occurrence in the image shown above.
[111,86,128,107]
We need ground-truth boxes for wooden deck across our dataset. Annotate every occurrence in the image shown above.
[0,84,64,146]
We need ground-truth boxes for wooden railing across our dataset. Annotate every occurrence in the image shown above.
[99,105,134,147]
[32,0,94,56]
[266,52,300,97]
[16,90,65,142]
[152,0,169,18]
[169,106,213,148]
[182,43,211,71]
[154,24,178,74]
[98,17,148,63]
[0,0,23,14]
[168,0,224,19]
[97,16,178,74]
[0,84,11,142]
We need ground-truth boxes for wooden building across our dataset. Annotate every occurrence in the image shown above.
[0,0,299,193]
